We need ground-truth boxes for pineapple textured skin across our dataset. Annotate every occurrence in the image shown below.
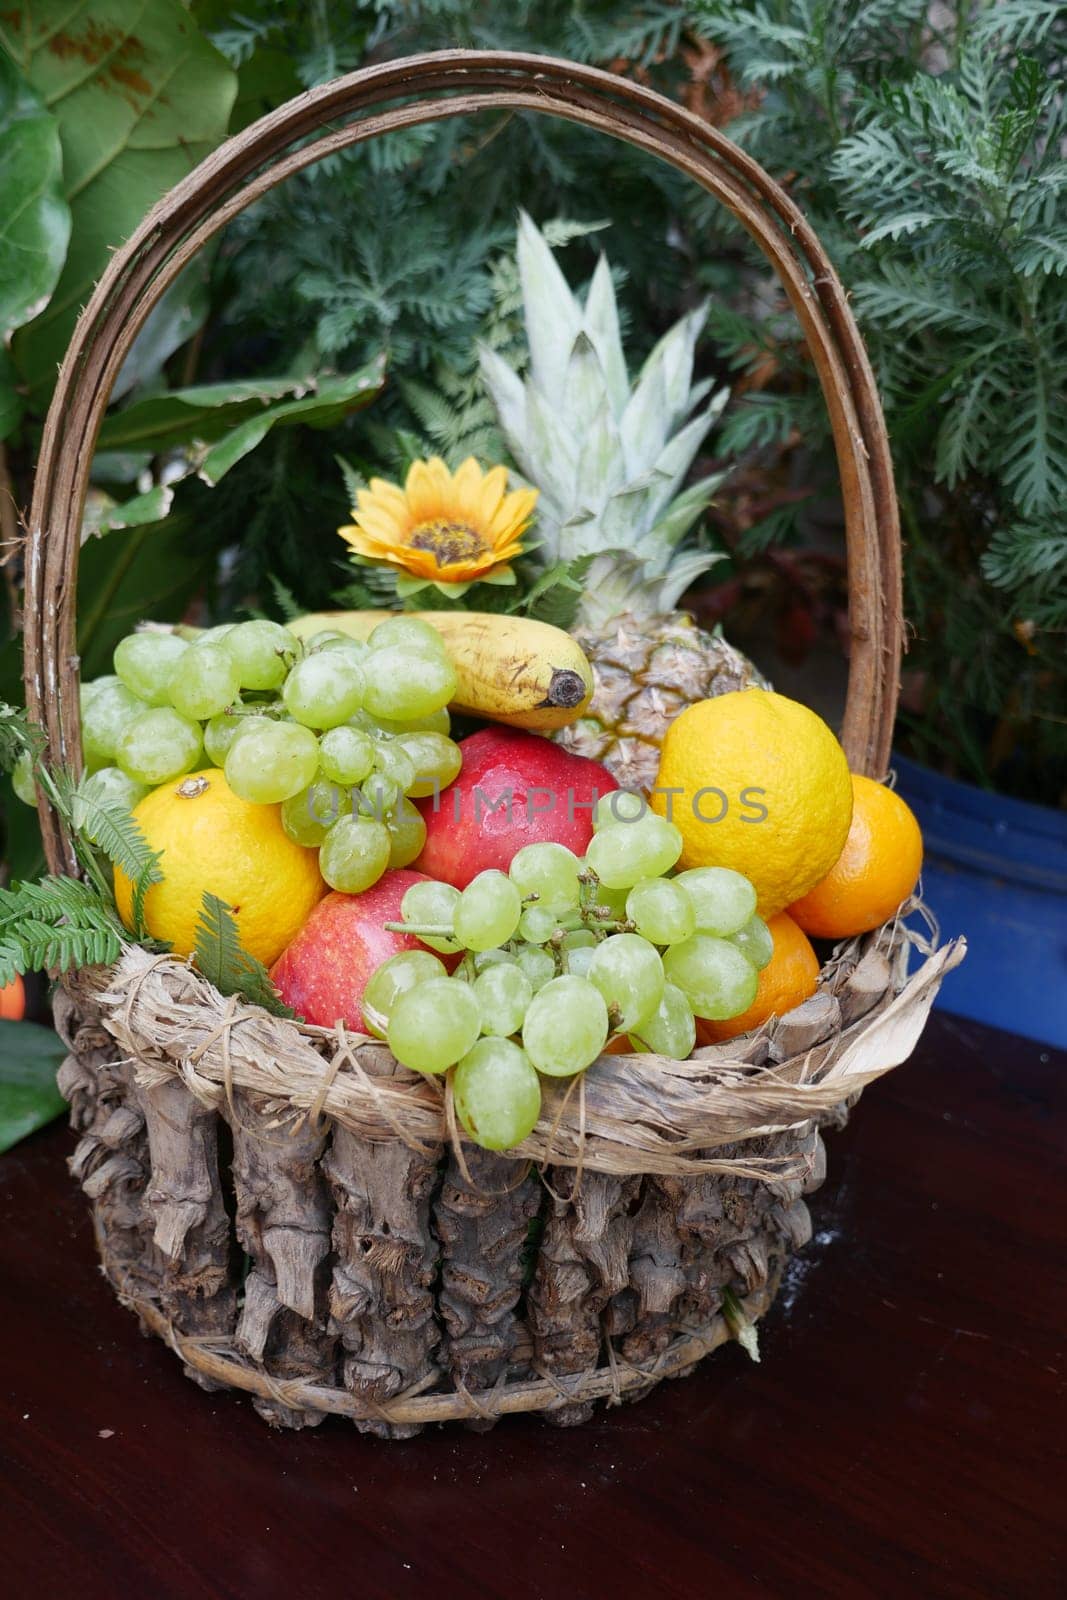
[556,611,768,792]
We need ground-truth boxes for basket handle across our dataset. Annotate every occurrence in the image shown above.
[23,50,901,876]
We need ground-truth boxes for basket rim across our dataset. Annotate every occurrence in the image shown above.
[80,908,964,1182]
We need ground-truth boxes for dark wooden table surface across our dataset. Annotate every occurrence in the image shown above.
[1,1011,1063,1600]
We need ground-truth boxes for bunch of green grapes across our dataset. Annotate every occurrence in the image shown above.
[12,617,462,895]
[362,801,773,1152]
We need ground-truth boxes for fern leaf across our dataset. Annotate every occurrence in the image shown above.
[935,372,995,489]
[1000,365,1067,514]
[1015,228,1067,277]
[0,705,44,772]
[335,454,366,507]
[268,575,303,621]
[193,894,293,1018]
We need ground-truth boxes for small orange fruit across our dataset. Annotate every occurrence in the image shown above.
[114,770,326,965]
[789,774,923,939]
[695,913,819,1045]
[0,974,26,1021]
[651,689,854,916]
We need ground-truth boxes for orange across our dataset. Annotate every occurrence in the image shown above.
[114,770,326,965]
[651,689,854,916]
[695,913,819,1045]
[788,774,923,939]
[0,974,26,1020]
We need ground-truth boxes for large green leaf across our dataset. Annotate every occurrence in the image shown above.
[198,363,387,484]
[0,1017,67,1152]
[76,510,202,680]
[96,374,319,452]
[96,360,386,462]
[0,1,236,407]
[0,48,70,336]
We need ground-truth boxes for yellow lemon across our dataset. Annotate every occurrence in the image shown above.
[651,689,853,916]
[114,769,326,964]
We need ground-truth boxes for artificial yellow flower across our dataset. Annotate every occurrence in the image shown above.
[339,456,537,593]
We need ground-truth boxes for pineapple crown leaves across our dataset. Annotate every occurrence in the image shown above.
[478,212,729,604]
[193,894,293,1018]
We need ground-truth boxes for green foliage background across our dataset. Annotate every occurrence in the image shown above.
[1,0,1065,819]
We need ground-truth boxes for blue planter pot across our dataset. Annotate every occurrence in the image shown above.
[893,754,1067,1047]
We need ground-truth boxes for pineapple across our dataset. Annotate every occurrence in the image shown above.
[479,214,766,792]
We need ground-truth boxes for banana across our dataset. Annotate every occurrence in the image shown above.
[289,610,594,731]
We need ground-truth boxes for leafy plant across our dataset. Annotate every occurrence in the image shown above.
[194,893,293,1017]
[690,0,1067,803]
[0,0,237,421]
[0,1015,67,1153]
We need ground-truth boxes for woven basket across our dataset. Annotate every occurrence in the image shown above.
[25,51,964,1436]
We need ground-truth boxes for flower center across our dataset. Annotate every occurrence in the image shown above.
[408,518,488,567]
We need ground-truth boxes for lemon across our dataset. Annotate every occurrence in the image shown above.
[114,769,326,964]
[651,689,853,916]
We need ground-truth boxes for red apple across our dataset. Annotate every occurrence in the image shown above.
[415,728,617,889]
[272,869,436,1030]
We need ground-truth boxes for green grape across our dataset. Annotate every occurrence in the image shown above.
[386,797,427,868]
[115,708,203,787]
[472,963,533,1037]
[319,725,376,785]
[280,779,349,846]
[509,842,581,913]
[625,878,696,946]
[79,765,148,815]
[587,883,630,921]
[82,681,149,768]
[522,975,608,1077]
[282,653,365,730]
[454,870,522,952]
[357,772,401,819]
[588,933,664,1031]
[676,867,757,938]
[394,731,462,797]
[368,616,448,658]
[514,945,556,991]
[518,905,558,945]
[80,675,112,712]
[223,620,298,691]
[373,740,416,794]
[387,977,481,1074]
[454,1038,542,1151]
[194,624,235,647]
[663,935,759,1021]
[473,948,516,972]
[305,630,369,662]
[562,929,596,949]
[362,950,447,1040]
[11,751,35,805]
[319,815,391,893]
[731,913,775,971]
[113,632,188,706]
[203,711,252,768]
[585,814,683,888]
[224,718,320,804]
[371,706,451,737]
[627,982,696,1059]
[593,789,648,829]
[167,643,241,722]
[362,645,457,720]
[401,879,461,954]
[564,945,595,978]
